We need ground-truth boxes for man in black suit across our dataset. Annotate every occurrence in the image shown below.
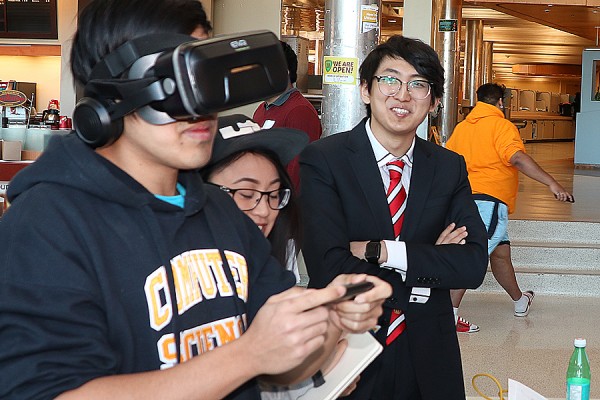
[299,35,488,399]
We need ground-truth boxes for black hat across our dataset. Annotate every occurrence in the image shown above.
[210,114,309,167]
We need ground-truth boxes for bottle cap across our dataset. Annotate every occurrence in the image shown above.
[574,338,586,347]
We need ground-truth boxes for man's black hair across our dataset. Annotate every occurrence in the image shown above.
[71,0,211,88]
[280,41,298,84]
[359,35,445,117]
[476,83,506,105]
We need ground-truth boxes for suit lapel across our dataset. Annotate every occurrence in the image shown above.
[401,138,434,240]
[346,122,395,239]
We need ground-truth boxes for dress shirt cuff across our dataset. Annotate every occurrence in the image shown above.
[381,240,407,281]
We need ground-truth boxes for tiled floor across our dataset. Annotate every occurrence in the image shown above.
[461,141,600,399]
[461,292,600,399]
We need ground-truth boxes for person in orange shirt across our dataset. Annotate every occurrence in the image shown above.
[446,83,574,333]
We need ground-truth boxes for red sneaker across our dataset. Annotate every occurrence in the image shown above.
[456,316,480,333]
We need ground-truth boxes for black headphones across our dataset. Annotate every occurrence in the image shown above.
[73,34,194,148]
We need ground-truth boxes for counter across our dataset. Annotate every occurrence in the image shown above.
[509,112,575,142]
[0,160,33,194]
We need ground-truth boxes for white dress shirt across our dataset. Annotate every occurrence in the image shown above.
[364,119,414,282]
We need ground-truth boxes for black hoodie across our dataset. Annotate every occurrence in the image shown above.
[0,133,295,399]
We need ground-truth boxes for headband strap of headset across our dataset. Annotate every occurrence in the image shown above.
[90,33,195,80]
[84,78,171,120]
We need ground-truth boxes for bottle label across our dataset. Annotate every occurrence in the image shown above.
[567,380,590,400]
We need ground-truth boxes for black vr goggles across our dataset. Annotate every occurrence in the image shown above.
[73,30,289,148]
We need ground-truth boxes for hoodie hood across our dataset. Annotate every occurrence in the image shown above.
[464,101,505,125]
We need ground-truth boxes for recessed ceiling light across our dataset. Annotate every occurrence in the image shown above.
[544,9,550,13]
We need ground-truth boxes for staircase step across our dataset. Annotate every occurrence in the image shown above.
[511,246,600,275]
[508,220,600,245]
[475,271,600,297]
[475,219,600,297]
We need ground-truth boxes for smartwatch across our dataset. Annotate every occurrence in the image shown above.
[365,240,381,264]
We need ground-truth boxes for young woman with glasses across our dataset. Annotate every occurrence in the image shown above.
[201,114,307,283]
[202,114,358,399]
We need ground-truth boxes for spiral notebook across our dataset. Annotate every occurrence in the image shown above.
[299,331,382,400]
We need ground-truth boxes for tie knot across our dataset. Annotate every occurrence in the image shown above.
[387,160,405,178]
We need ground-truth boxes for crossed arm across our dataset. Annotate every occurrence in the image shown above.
[349,222,469,264]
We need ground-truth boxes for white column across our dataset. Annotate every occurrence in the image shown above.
[212,0,281,117]
[58,0,78,117]
[403,0,433,140]
[320,0,381,137]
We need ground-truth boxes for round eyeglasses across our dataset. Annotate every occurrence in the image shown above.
[211,184,291,211]
[374,75,432,100]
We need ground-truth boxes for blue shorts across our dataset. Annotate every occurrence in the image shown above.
[474,196,510,255]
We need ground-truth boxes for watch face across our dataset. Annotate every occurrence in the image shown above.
[366,241,380,263]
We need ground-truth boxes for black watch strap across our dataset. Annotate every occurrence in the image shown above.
[365,240,381,264]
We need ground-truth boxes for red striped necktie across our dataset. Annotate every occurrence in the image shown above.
[386,309,406,346]
[385,160,407,345]
[386,160,407,240]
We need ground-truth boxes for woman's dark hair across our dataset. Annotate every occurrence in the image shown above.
[71,0,211,87]
[359,35,445,117]
[201,149,302,268]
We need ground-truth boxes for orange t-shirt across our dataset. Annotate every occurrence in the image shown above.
[446,102,525,214]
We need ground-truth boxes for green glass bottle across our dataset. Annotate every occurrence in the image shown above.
[566,338,591,400]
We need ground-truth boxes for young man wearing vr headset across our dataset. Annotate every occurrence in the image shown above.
[0,1,391,399]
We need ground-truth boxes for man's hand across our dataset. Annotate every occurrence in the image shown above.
[549,182,575,203]
[436,222,468,245]
[243,285,345,376]
[326,274,391,333]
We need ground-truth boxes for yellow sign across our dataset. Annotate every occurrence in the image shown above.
[362,8,377,23]
[361,4,379,33]
[323,57,359,86]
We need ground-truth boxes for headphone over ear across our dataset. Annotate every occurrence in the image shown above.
[73,97,124,148]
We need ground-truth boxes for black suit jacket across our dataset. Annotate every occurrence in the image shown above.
[299,120,488,399]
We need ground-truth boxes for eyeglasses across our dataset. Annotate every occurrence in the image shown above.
[210,184,291,211]
[373,75,432,100]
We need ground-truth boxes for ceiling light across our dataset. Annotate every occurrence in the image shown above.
[544,9,550,13]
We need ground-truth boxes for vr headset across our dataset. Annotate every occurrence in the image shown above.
[73,30,289,148]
